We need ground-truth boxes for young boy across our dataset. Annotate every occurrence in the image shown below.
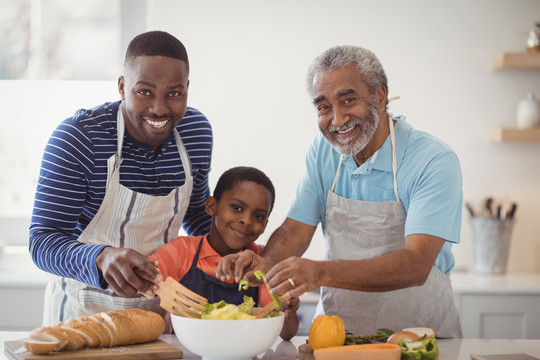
[149,166,299,340]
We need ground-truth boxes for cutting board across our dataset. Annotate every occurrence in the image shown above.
[4,339,183,360]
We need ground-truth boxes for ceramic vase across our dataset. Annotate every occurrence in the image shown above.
[516,92,540,129]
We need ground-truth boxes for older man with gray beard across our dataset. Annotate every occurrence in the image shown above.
[216,46,463,338]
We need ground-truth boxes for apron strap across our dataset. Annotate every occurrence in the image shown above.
[173,129,192,179]
[116,106,125,160]
[330,155,344,193]
[189,236,205,269]
[104,105,126,190]
[387,96,400,202]
[388,116,400,202]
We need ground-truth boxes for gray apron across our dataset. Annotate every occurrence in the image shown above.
[43,104,193,325]
[315,115,462,338]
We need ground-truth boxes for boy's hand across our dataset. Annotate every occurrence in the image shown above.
[215,250,271,283]
[281,296,299,314]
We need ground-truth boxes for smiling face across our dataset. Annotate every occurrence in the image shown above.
[205,181,272,256]
[312,63,387,164]
[118,55,189,152]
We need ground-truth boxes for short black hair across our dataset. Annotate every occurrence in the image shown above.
[213,167,276,213]
[124,30,189,72]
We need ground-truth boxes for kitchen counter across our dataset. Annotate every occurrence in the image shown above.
[295,271,540,337]
[0,254,48,289]
[294,271,540,304]
[450,271,540,294]
[2,332,540,360]
[2,251,540,337]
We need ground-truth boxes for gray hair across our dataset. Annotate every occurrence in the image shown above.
[306,46,388,105]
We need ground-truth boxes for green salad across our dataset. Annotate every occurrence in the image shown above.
[199,296,279,320]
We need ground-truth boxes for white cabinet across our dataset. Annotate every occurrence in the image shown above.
[451,272,540,339]
[455,293,540,338]
[0,252,48,331]
[0,286,45,331]
[298,273,540,338]
[297,298,318,335]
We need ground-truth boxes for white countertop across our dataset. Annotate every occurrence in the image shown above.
[0,252,49,288]
[450,271,540,295]
[2,332,540,360]
[297,271,540,304]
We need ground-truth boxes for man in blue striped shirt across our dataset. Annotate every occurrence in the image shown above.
[29,31,214,323]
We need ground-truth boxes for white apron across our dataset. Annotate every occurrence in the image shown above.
[43,105,193,325]
[315,115,463,338]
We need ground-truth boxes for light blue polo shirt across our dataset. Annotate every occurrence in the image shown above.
[288,116,463,275]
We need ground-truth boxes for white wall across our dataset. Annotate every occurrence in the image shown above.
[146,0,540,273]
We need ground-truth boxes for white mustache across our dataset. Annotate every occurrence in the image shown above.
[328,118,362,132]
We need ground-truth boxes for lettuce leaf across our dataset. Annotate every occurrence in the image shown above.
[199,296,278,320]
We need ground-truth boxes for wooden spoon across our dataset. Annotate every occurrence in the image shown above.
[254,295,289,318]
[143,276,208,318]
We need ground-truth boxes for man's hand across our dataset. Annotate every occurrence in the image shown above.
[96,247,163,297]
[265,256,322,299]
[215,250,271,284]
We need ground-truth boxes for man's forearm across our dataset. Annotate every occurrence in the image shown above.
[262,218,316,266]
[318,249,430,292]
[318,234,444,292]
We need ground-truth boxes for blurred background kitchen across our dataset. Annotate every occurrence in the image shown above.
[1,0,539,338]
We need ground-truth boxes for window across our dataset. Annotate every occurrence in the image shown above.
[1,0,121,80]
[0,0,145,245]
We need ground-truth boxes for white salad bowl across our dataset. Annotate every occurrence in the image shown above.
[171,311,284,360]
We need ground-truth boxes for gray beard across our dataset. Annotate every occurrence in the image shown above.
[322,104,380,157]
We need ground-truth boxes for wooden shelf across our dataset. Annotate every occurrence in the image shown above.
[492,52,540,69]
[491,127,540,142]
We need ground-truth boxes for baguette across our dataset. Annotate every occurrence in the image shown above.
[55,322,87,350]
[28,326,69,351]
[22,308,165,355]
[19,339,58,355]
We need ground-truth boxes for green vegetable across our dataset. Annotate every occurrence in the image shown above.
[238,279,249,291]
[237,295,255,314]
[399,337,439,360]
[201,300,227,313]
[343,328,393,345]
[199,296,278,319]
[254,270,281,309]
[376,328,395,338]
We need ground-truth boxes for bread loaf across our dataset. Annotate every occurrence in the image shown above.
[28,326,69,351]
[19,338,58,355]
[22,308,165,355]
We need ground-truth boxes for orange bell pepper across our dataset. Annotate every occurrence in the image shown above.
[308,314,346,350]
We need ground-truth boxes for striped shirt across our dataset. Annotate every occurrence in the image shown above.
[29,101,213,289]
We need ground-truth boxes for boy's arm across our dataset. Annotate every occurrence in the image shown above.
[279,297,299,341]
[258,286,299,340]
